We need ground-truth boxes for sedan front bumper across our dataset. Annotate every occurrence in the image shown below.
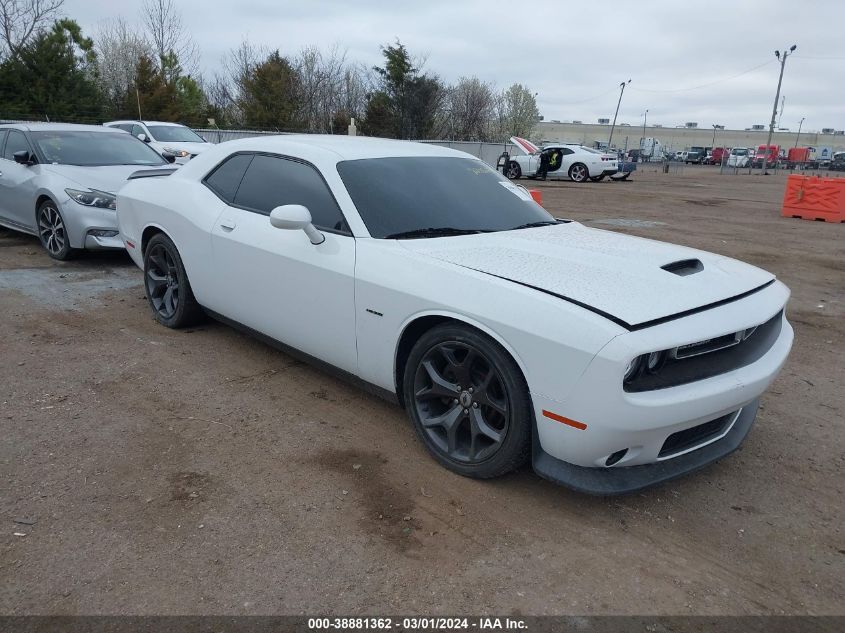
[532,398,759,494]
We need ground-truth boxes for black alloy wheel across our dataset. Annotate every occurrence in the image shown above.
[143,233,203,328]
[404,325,531,478]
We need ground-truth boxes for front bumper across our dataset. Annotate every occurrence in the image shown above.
[83,231,124,250]
[528,281,792,492]
[533,399,759,494]
[60,199,122,250]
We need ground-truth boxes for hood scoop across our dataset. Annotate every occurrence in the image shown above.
[662,259,704,276]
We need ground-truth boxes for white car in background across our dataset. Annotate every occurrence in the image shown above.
[103,120,210,164]
[727,147,751,168]
[117,135,793,494]
[505,136,618,182]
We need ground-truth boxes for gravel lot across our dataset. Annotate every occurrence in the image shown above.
[1,165,842,616]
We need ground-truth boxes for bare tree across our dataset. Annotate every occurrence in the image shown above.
[217,38,267,125]
[0,0,63,59]
[444,76,496,141]
[494,83,540,140]
[295,44,350,132]
[140,0,198,79]
[95,17,152,112]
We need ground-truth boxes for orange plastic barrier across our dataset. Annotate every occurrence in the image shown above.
[529,189,542,205]
[781,175,845,223]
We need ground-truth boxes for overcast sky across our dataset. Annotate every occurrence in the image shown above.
[65,0,844,132]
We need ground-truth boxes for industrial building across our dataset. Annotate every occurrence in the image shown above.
[535,121,845,154]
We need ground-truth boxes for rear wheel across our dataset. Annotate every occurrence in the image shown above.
[143,233,203,328]
[568,163,588,182]
[403,324,532,479]
[505,161,522,180]
[37,200,73,260]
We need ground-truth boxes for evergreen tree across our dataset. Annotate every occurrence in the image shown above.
[0,19,103,123]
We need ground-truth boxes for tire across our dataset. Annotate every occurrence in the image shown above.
[590,175,606,182]
[505,161,522,180]
[36,199,73,260]
[568,163,588,183]
[143,233,203,328]
[402,323,532,479]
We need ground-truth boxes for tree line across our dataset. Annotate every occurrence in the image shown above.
[0,0,540,140]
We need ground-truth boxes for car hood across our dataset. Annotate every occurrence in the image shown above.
[42,164,166,194]
[401,222,775,329]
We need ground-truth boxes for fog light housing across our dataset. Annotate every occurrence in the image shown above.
[88,229,119,237]
[605,449,628,467]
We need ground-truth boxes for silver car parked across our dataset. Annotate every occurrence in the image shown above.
[0,123,173,260]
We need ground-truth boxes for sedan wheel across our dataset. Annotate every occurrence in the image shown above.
[404,324,531,478]
[143,233,203,328]
[568,163,588,183]
[37,201,72,260]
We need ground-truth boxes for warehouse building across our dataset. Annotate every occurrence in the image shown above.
[535,121,845,154]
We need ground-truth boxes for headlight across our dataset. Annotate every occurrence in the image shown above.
[623,356,641,382]
[163,147,190,158]
[65,189,116,210]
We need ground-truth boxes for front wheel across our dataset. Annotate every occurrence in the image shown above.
[403,324,532,479]
[505,161,522,180]
[37,200,73,260]
[568,163,588,183]
[143,233,203,328]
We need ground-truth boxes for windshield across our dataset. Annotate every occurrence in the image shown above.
[147,125,205,143]
[337,157,555,238]
[32,131,167,166]
[732,149,748,155]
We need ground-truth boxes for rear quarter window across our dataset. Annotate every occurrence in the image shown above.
[203,153,254,203]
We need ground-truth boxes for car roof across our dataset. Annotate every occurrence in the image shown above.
[0,122,121,133]
[209,134,473,161]
[104,120,190,127]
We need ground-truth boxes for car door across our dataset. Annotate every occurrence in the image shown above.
[0,129,40,231]
[208,153,358,375]
[550,147,575,177]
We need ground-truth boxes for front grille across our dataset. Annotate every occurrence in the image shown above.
[659,411,737,458]
[625,310,783,392]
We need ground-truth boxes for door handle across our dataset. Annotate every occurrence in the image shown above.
[220,219,236,231]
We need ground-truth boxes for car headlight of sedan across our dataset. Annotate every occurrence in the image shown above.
[163,147,190,158]
[65,188,116,210]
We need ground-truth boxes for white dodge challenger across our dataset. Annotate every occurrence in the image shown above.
[116,135,793,494]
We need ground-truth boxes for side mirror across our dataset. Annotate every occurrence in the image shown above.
[13,150,33,165]
[162,152,176,164]
[269,204,325,245]
[137,133,149,142]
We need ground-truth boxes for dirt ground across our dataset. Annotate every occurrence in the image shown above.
[0,165,842,616]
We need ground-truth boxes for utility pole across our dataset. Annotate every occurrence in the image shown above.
[607,80,631,153]
[762,45,796,174]
[778,95,785,128]
[641,109,648,159]
[794,117,805,148]
[136,85,143,121]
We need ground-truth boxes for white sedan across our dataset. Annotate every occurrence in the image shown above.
[505,136,618,182]
[117,136,793,494]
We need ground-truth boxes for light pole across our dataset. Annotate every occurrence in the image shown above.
[607,79,631,153]
[762,44,797,174]
[640,109,648,160]
[794,117,805,148]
